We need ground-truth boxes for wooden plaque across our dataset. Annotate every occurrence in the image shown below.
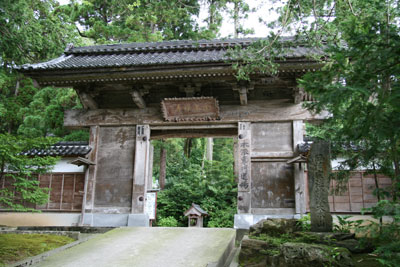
[161,97,220,122]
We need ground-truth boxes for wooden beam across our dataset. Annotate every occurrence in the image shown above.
[64,100,328,128]
[130,90,146,109]
[151,128,237,139]
[151,124,237,130]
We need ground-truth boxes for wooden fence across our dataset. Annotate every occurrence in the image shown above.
[0,173,84,212]
[305,171,392,213]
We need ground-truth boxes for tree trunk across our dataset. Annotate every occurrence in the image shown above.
[233,0,239,38]
[373,163,383,232]
[206,137,213,161]
[184,138,192,158]
[159,147,167,190]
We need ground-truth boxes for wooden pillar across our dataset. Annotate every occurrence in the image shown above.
[79,165,89,226]
[233,138,239,183]
[159,145,167,190]
[237,122,252,213]
[293,120,306,215]
[147,144,154,191]
[85,126,99,212]
[132,125,150,213]
[308,140,333,232]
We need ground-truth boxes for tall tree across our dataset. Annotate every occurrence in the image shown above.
[0,0,81,136]
[229,0,254,38]
[0,0,82,210]
[64,0,208,44]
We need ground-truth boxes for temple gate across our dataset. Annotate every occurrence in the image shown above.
[20,38,324,228]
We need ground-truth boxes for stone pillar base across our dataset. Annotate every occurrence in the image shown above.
[128,214,149,227]
[234,214,297,229]
[80,213,149,227]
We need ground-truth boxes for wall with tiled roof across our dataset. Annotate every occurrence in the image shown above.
[22,141,91,157]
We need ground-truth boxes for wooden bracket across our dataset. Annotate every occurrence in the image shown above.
[78,91,98,110]
[130,90,147,109]
[232,83,254,106]
[179,83,201,97]
[293,87,304,104]
[293,87,314,103]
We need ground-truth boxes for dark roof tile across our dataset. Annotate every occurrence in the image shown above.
[20,37,322,71]
[22,141,91,157]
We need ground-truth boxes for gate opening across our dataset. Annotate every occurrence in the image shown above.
[149,137,237,228]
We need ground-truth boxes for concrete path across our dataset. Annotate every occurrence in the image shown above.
[34,227,236,267]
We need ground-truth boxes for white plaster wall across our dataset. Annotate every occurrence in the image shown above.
[51,158,84,173]
[0,212,80,226]
[332,158,368,170]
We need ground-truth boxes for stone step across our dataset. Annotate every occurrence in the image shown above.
[33,227,236,267]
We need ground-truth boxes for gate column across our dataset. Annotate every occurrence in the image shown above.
[129,125,150,226]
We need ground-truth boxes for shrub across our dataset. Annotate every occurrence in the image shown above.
[157,216,178,227]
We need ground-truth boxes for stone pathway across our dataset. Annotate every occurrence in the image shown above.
[33,227,236,267]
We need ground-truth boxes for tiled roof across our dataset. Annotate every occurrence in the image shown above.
[22,141,91,157]
[192,203,208,215]
[19,37,323,71]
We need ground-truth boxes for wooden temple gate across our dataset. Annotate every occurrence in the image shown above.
[20,38,325,228]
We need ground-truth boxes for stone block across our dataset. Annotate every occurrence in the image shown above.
[91,213,128,227]
[234,214,253,229]
[127,214,149,227]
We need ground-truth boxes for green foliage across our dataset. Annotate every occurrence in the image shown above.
[356,200,400,266]
[157,216,179,227]
[296,213,311,231]
[154,138,237,228]
[0,0,79,66]
[0,134,59,211]
[63,0,208,44]
[0,233,74,266]
[17,87,85,139]
[0,0,85,140]
[333,215,363,233]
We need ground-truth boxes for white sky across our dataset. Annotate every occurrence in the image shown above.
[58,0,279,38]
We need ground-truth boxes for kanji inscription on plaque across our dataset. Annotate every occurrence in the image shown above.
[161,97,220,122]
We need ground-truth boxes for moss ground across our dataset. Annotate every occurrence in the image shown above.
[248,233,383,266]
[0,233,75,266]
[353,253,381,267]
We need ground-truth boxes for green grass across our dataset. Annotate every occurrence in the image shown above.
[0,233,75,266]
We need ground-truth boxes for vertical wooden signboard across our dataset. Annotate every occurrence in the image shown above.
[132,125,150,214]
[237,122,251,213]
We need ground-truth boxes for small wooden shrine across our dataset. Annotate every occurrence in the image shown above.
[19,37,325,228]
[184,203,208,227]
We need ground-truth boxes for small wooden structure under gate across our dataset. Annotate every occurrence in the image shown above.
[184,203,208,227]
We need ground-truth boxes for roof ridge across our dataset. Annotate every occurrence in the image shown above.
[66,37,268,55]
